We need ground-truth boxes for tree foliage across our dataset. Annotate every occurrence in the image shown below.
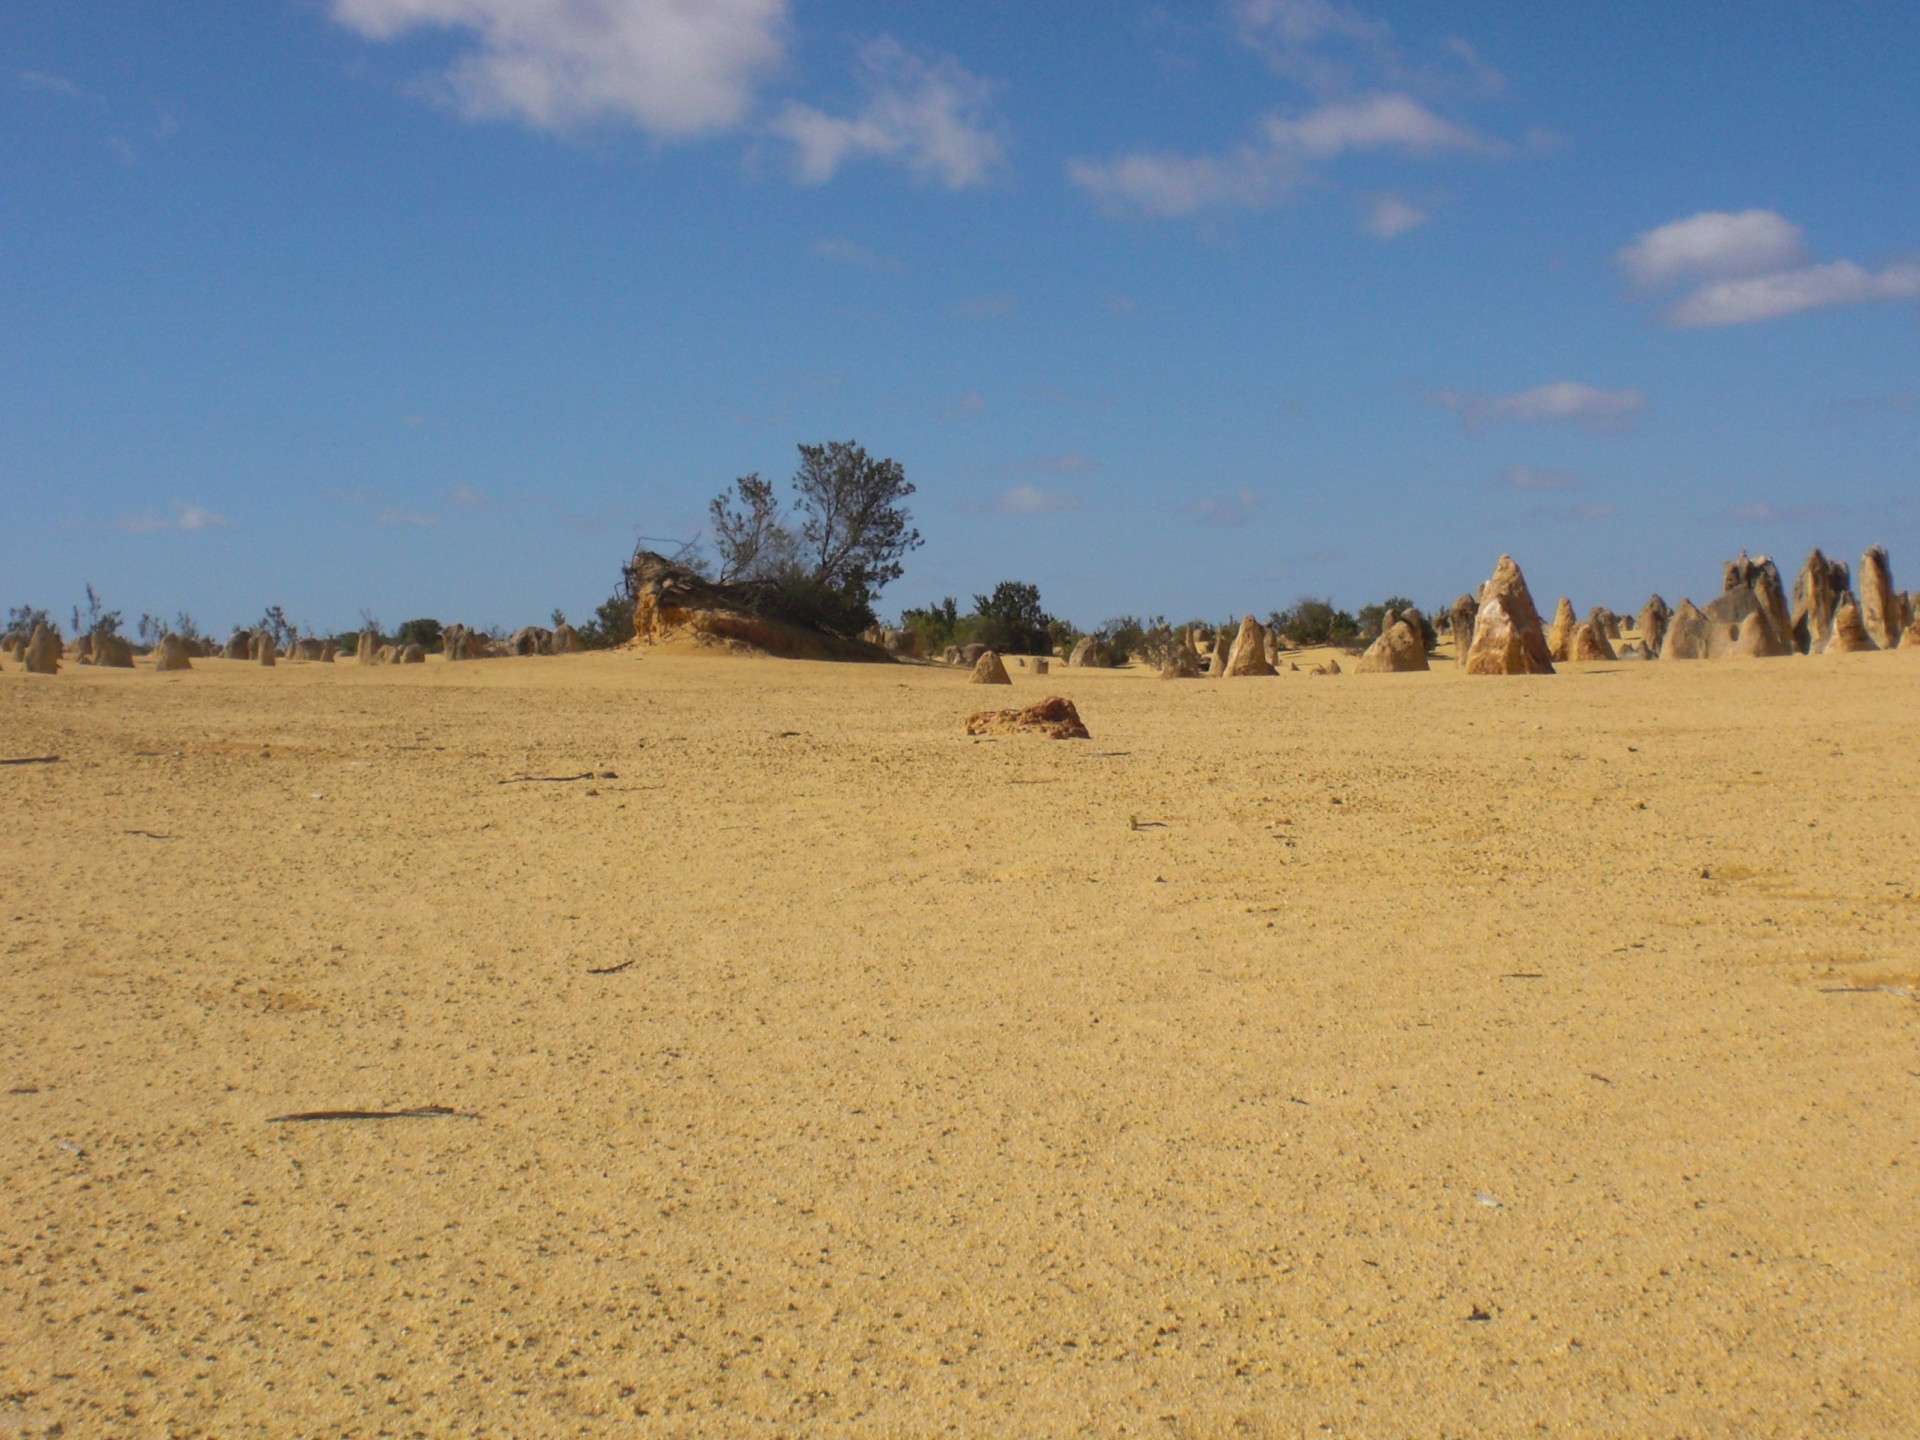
[1270,597,1360,648]
[701,441,922,637]
[970,582,1055,654]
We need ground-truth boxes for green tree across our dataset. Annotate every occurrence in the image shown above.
[970,582,1055,654]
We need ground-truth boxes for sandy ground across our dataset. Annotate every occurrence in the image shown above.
[3,645,1918,1438]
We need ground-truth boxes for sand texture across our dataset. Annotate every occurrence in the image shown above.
[4,649,1919,1436]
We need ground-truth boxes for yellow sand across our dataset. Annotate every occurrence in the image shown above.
[3,648,1917,1437]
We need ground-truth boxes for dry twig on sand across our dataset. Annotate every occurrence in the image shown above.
[266,1105,472,1123]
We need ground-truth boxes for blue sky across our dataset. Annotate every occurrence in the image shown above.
[4,0,1917,634]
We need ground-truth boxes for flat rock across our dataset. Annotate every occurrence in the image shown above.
[964,696,1090,740]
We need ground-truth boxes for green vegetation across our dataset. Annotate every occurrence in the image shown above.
[396,618,444,651]
[1270,598,1361,648]
[706,441,922,637]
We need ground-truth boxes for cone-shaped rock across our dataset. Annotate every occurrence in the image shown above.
[1791,549,1850,652]
[1222,616,1277,676]
[1661,601,1727,660]
[1571,621,1616,662]
[1827,599,1876,652]
[969,649,1012,684]
[23,623,60,674]
[1448,594,1477,666]
[93,633,134,668]
[1547,598,1577,662]
[1859,546,1899,649]
[1464,556,1555,675]
[153,634,192,672]
[1733,611,1793,657]
[257,633,277,666]
[550,623,581,654]
[402,643,426,664]
[1355,620,1429,673]
[356,629,379,666]
[223,631,249,660]
[1636,595,1671,656]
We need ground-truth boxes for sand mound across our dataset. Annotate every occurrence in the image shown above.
[963,695,1090,739]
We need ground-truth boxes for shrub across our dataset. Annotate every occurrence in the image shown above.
[1271,597,1359,648]
[396,618,444,651]
[970,582,1056,655]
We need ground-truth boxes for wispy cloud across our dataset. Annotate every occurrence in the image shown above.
[1669,261,1920,328]
[1070,91,1493,218]
[1620,209,1920,328]
[1104,294,1137,318]
[377,507,438,527]
[809,237,903,271]
[992,485,1079,516]
[449,485,491,510]
[773,38,1003,189]
[1435,382,1647,435]
[1498,464,1583,492]
[1187,489,1260,527]
[949,391,986,419]
[18,70,94,101]
[329,0,788,136]
[117,502,225,534]
[1364,192,1427,238]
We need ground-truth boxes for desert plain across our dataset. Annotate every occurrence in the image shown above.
[3,646,1918,1438]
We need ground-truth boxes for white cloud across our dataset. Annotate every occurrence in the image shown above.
[1264,91,1489,158]
[772,38,1002,188]
[1669,260,1920,329]
[1069,92,1490,218]
[117,502,226,534]
[1618,209,1806,288]
[993,485,1079,516]
[328,0,788,135]
[1365,192,1426,238]
[1620,209,1920,328]
[1498,464,1582,492]
[1436,382,1646,435]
